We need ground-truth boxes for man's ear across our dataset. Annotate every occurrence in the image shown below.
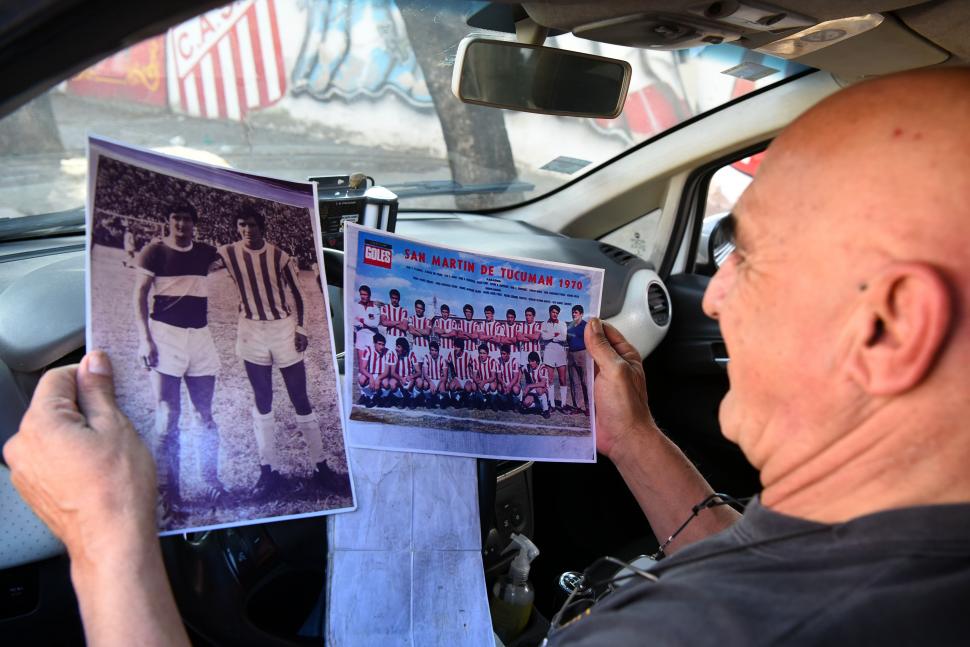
[843,262,952,395]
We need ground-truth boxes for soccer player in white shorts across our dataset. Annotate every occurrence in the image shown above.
[218,202,349,501]
[476,305,508,360]
[540,304,570,412]
[407,298,432,366]
[133,200,225,518]
[521,351,552,418]
[515,307,542,369]
[421,341,450,408]
[496,344,522,410]
[389,338,423,407]
[352,285,381,370]
[446,338,478,407]
[473,343,500,408]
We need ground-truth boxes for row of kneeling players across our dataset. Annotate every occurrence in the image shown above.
[356,336,586,418]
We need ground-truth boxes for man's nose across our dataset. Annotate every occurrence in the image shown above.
[701,254,735,320]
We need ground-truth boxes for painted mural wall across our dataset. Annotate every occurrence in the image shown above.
[64,0,797,175]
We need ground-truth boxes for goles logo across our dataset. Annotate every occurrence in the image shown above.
[363,240,392,269]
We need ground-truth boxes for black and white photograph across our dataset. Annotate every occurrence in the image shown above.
[344,224,603,462]
[86,137,353,535]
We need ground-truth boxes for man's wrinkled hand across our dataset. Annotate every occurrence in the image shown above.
[2,351,157,567]
[584,318,656,459]
[295,332,309,353]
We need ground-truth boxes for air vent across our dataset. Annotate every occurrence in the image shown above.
[647,282,670,327]
[598,243,637,266]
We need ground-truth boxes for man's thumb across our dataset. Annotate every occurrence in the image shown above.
[585,318,618,365]
[76,351,120,427]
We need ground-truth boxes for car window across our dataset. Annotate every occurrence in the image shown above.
[694,152,761,273]
[0,0,805,235]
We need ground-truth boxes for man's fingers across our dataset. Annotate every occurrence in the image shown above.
[30,364,80,406]
[2,433,21,468]
[76,351,121,432]
[584,318,623,370]
[601,321,643,365]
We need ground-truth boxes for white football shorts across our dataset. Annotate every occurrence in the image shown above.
[149,319,220,377]
[236,316,303,368]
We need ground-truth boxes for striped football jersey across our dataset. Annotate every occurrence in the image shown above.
[434,316,458,349]
[393,351,419,379]
[476,320,508,353]
[475,355,499,381]
[361,346,391,377]
[516,321,542,354]
[423,351,450,380]
[219,241,304,325]
[450,351,475,381]
[381,304,409,338]
[497,357,520,386]
[408,315,432,348]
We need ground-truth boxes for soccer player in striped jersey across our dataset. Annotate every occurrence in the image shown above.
[475,305,508,360]
[389,337,422,407]
[474,343,500,409]
[521,351,552,418]
[496,344,521,410]
[358,333,392,406]
[514,307,542,369]
[446,338,477,407]
[407,299,432,365]
[134,200,224,519]
[379,289,409,339]
[420,341,450,407]
[457,303,479,345]
[433,304,457,351]
[218,203,348,500]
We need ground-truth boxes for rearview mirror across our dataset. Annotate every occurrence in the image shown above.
[452,37,631,118]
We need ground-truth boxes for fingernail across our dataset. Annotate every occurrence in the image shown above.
[86,351,113,376]
[590,317,602,334]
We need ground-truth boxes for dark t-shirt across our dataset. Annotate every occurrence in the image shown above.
[137,239,219,329]
[548,498,970,646]
[567,320,587,352]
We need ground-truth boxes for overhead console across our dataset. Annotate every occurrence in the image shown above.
[471,1,952,81]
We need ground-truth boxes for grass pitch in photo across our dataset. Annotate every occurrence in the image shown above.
[86,137,353,535]
[344,224,603,462]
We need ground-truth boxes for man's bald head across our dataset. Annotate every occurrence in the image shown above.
[704,68,970,520]
[760,68,970,266]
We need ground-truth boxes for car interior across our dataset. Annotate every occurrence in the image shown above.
[1,0,968,644]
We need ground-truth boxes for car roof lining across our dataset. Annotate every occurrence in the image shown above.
[518,0,966,78]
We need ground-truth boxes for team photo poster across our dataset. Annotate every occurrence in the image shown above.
[86,137,354,535]
[343,223,603,462]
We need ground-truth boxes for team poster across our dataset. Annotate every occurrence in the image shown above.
[86,137,354,535]
[343,223,603,462]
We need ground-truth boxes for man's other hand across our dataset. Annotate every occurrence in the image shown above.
[2,351,157,568]
[295,332,309,353]
[584,318,656,459]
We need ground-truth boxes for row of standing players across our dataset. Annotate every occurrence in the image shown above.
[352,286,589,418]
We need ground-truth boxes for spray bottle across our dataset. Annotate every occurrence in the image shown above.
[490,533,540,643]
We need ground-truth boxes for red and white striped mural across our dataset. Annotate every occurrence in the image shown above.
[169,0,286,121]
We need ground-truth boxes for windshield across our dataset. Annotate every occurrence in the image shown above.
[0,0,806,231]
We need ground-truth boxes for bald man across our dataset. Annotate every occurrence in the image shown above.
[5,69,970,645]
